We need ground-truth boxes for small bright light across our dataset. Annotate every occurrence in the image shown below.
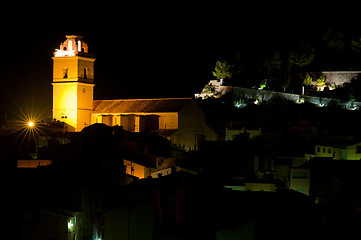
[68,222,74,229]
[27,121,34,127]
[54,49,75,57]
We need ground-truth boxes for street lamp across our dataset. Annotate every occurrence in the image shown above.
[25,120,37,157]
[27,121,35,128]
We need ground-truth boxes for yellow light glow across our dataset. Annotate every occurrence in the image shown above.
[68,40,72,51]
[52,83,78,130]
[54,50,75,57]
[8,93,48,154]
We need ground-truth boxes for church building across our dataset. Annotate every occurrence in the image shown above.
[52,35,218,151]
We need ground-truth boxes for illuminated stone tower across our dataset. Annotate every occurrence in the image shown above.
[52,35,95,132]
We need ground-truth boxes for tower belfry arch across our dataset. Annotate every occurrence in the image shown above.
[52,35,95,132]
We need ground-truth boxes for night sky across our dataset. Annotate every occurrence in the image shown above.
[0,3,360,120]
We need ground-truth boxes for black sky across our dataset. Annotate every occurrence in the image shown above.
[0,3,360,120]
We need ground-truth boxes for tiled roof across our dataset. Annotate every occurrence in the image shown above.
[93,98,193,114]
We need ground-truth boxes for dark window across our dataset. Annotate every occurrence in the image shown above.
[317,147,320,152]
[63,68,68,79]
[357,146,361,153]
[83,68,87,79]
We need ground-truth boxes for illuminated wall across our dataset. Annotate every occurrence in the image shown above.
[244,182,276,192]
[344,142,361,160]
[76,82,94,130]
[93,102,217,151]
[197,82,361,110]
[17,159,52,168]
[91,101,217,151]
[124,159,151,178]
[314,145,334,158]
[174,102,218,151]
[52,82,77,131]
[91,112,178,132]
[289,168,310,195]
[225,127,262,140]
[158,112,178,129]
[52,35,95,132]
[306,144,361,161]
[52,81,94,131]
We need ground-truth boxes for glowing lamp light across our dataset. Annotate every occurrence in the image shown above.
[68,221,74,230]
[54,49,75,57]
[27,121,35,128]
[68,216,76,231]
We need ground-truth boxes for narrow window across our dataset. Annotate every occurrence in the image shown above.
[68,40,72,51]
[63,68,68,79]
[83,68,87,79]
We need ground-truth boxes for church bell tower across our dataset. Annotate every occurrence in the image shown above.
[52,35,95,132]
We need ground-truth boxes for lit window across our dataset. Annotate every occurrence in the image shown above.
[68,40,72,51]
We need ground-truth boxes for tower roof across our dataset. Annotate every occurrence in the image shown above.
[54,35,92,57]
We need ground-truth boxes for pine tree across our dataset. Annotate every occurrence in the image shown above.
[212,61,233,80]
[303,73,312,86]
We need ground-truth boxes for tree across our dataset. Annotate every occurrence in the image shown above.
[322,29,344,50]
[261,51,282,78]
[303,73,312,86]
[290,42,315,67]
[212,60,234,80]
[349,74,361,101]
[282,40,315,91]
[316,75,327,91]
[316,75,326,85]
[351,37,361,53]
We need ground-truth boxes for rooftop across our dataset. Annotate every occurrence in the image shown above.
[93,98,193,114]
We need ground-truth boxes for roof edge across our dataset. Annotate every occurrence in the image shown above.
[93,97,193,102]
